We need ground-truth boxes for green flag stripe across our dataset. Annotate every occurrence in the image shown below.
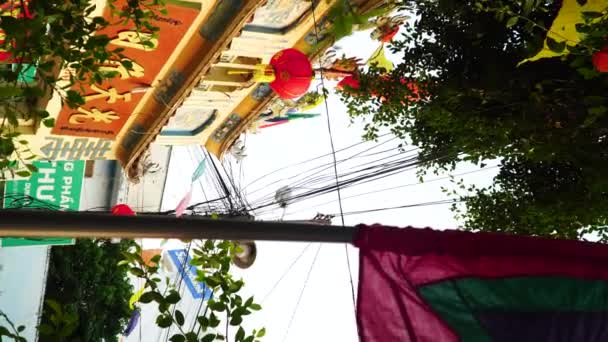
[418,277,608,341]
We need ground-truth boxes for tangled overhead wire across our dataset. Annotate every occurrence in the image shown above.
[2,194,63,211]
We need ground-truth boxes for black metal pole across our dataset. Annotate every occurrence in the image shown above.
[0,210,356,243]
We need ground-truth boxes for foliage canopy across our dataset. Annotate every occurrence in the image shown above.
[41,239,136,341]
[341,0,608,239]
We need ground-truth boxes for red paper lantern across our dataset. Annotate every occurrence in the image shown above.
[337,75,360,91]
[592,46,608,73]
[111,204,136,216]
[268,48,313,99]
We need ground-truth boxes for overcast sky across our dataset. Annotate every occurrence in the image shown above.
[153,28,499,342]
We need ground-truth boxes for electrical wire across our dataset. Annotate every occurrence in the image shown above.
[328,199,459,217]
[281,244,322,342]
[260,243,313,304]
[243,132,394,191]
[309,4,357,315]
[280,165,499,218]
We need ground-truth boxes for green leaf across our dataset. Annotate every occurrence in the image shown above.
[17,325,25,333]
[156,314,173,328]
[185,332,198,342]
[129,267,145,277]
[175,310,185,326]
[545,37,566,53]
[523,0,533,15]
[43,118,56,128]
[46,300,62,315]
[197,316,209,330]
[150,254,161,264]
[159,301,170,313]
[581,11,602,20]
[60,319,78,337]
[209,301,225,312]
[166,290,181,304]
[121,59,133,69]
[65,90,85,107]
[129,287,145,308]
[204,239,215,250]
[201,334,216,342]
[506,17,518,28]
[244,296,254,307]
[209,312,220,328]
[169,334,185,342]
[0,86,24,98]
[257,328,266,337]
[230,314,243,326]
[37,324,54,335]
[589,106,607,116]
[249,303,261,311]
[575,23,590,33]
[235,327,245,342]
[138,291,159,304]
[117,260,130,266]
[16,171,31,178]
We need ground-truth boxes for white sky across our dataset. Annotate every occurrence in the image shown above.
[151,29,499,342]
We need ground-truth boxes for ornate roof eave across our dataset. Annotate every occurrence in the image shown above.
[116,0,266,182]
[206,0,388,159]
[207,41,334,160]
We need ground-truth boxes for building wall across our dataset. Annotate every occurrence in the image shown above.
[79,160,118,211]
[0,246,50,341]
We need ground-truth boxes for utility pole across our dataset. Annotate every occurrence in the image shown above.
[0,210,355,243]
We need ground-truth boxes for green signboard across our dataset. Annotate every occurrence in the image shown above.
[2,160,85,247]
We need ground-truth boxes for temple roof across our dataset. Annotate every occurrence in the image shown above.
[115,0,385,181]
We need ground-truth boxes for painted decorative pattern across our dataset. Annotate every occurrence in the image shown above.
[211,113,242,142]
[250,83,272,101]
[199,0,244,42]
[248,0,310,29]
[303,15,329,45]
[161,111,217,136]
[40,137,112,160]
[154,69,186,105]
